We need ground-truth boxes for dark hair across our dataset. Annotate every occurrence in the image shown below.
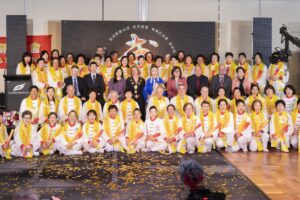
[167,104,176,110]
[110,50,118,57]
[71,65,79,70]
[88,89,97,95]
[210,52,220,62]
[284,85,296,96]
[108,104,118,112]
[89,61,97,67]
[275,99,286,108]
[127,52,136,60]
[21,52,32,66]
[251,99,263,111]
[36,57,45,64]
[40,50,49,60]
[250,84,260,94]
[47,86,55,92]
[48,112,57,119]
[22,110,32,118]
[29,85,39,92]
[59,55,66,66]
[150,64,158,71]
[196,54,205,62]
[76,54,86,63]
[171,66,182,79]
[120,56,129,68]
[177,50,185,62]
[66,53,74,59]
[253,52,263,62]
[105,56,112,62]
[235,99,245,106]
[145,52,154,61]
[50,57,59,66]
[264,84,276,95]
[236,66,245,73]
[133,108,141,114]
[233,87,241,95]
[149,106,158,112]
[113,67,124,83]
[93,53,102,59]
[218,99,228,107]
[238,52,246,58]
[225,52,234,58]
[46,87,55,102]
[217,87,226,93]
[68,110,78,118]
[51,49,60,58]
[138,55,145,60]
[297,98,300,105]
[155,55,163,63]
[183,102,194,111]
[87,109,97,117]
[201,100,210,107]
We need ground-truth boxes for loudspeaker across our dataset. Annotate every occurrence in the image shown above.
[253,18,272,67]
[6,15,27,75]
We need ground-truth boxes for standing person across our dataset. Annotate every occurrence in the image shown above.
[81,90,103,123]
[120,90,139,125]
[100,56,115,84]
[231,67,251,97]
[144,106,167,152]
[249,100,269,152]
[245,84,266,113]
[108,67,126,101]
[16,52,35,75]
[126,66,146,120]
[187,65,209,100]
[84,61,106,106]
[177,50,185,68]
[146,85,169,119]
[237,52,251,79]
[268,58,289,97]
[0,110,11,159]
[270,100,293,152]
[210,64,232,99]
[38,112,61,155]
[12,110,40,158]
[195,54,208,78]
[207,52,220,80]
[48,58,64,99]
[63,65,87,102]
[40,50,49,70]
[177,103,201,154]
[38,87,59,124]
[251,53,268,91]
[167,67,187,99]
[224,52,237,79]
[66,53,76,73]
[197,101,217,153]
[143,65,165,102]
[31,58,48,98]
[59,111,83,155]
[125,108,146,154]
[96,46,105,64]
[59,56,69,78]
[145,52,154,72]
[110,51,120,68]
[161,53,172,82]
[58,85,82,122]
[82,110,105,154]
[182,55,195,78]
[127,52,137,68]
[76,54,89,78]
[103,105,126,152]
[136,55,149,79]
[195,86,214,115]
[119,56,131,79]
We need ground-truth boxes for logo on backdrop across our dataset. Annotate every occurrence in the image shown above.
[13,83,26,92]
[107,24,176,58]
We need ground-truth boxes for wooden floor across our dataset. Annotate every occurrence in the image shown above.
[222,150,300,200]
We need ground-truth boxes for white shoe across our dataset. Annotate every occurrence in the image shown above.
[243,148,248,152]
[188,151,194,154]
[263,148,269,152]
[33,152,40,157]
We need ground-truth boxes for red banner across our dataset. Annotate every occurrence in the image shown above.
[26,35,52,63]
[0,37,7,69]
[0,35,52,68]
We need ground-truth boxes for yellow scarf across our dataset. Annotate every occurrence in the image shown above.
[196,63,207,77]
[252,63,264,83]
[272,111,289,152]
[86,99,101,120]
[182,114,197,133]
[120,99,138,120]
[269,61,285,85]
[176,95,189,117]
[78,63,89,78]
[216,110,230,130]
[240,62,250,76]
[197,97,213,111]
[62,122,82,144]
[161,63,171,79]
[226,62,237,79]
[199,111,215,133]
[63,96,81,116]
[152,96,167,118]
[234,112,250,132]
[230,97,244,114]
[49,66,63,82]
[19,62,35,74]
[85,121,101,140]
[0,123,7,144]
[19,122,32,146]
[182,64,194,77]
[40,123,61,142]
[247,95,264,111]
[42,98,58,120]
[138,64,149,79]
[35,67,47,83]
[121,66,131,79]
[208,62,219,79]
[265,95,278,116]
[103,115,122,139]
[164,115,180,138]
[128,120,144,141]
[26,97,41,117]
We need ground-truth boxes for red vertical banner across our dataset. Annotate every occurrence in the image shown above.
[26,35,52,63]
[0,37,7,69]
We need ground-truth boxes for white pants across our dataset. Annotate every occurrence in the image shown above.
[105,136,126,152]
[166,142,178,153]
[177,137,196,153]
[232,136,249,152]
[0,141,14,157]
[249,133,269,152]
[216,137,227,149]
[197,138,214,153]
[290,135,298,149]
[83,140,106,153]
[125,140,145,152]
[145,140,167,152]
[11,140,41,157]
[59,142,82,155]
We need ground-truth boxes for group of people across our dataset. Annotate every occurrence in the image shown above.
[0,47,298,159]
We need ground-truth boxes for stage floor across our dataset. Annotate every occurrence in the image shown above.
[0,151,269,200]
[223,150,300,200]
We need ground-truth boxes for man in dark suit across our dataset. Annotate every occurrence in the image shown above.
[210,64,232,98]
[187,65,209,99]
[63,65,87,102]
[84,61,106,107]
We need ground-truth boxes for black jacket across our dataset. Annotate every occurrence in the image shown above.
[63,76,87,98]
[187,74,209,99]
[210,74,232,99]
[84,73,106,106]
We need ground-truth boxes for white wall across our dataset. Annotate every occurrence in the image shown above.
[1,0,300,92]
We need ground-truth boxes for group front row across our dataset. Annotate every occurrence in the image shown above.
[0,97,299,159]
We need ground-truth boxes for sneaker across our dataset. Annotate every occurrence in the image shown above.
[33,152,40,157]
[263,148,269,152]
